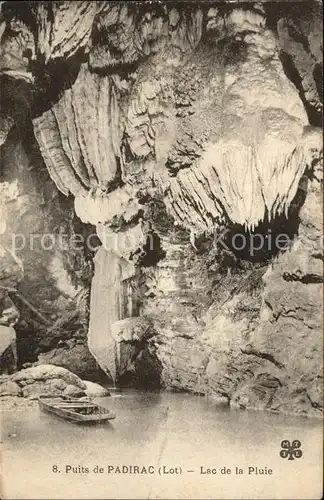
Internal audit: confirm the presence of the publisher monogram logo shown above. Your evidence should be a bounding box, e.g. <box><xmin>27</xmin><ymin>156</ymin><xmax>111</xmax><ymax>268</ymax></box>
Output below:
<box><xmin>280</xmin><ymin>440</ymin><xmax>302</xmax><ymax>460</ymax></box>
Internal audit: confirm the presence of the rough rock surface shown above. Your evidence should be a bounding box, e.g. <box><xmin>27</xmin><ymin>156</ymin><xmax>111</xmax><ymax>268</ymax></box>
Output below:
<box><xmin>35</xmin><ymin>1</ymin><xmax>101</xmax><ymax>62</ymax></box>
<box><xmin>63</xmin><ymin>384</ymin><xmax>86</xmax><ymax>398</ymax></box>
<box><xmin>5</xmin><ymin>364</ymin><xmax>84</xmax><ymax>398</ymax></box>
<box><xmin>140</xmin><ymin>164</ymin><xmax>323</xmax><ymax>417</ymax></box>
<box><xmin>277</xmin><ymin>2</ymin><xmax>323</xmax><ymax>125</ymax></box>
<box><xmin>0</xmin><ymin>129</ymin><xmax>101</xmax><ymax>379</ymax></box>
<box><xmin>0</xmin><ymin>325</ymin><xmax>17</xmax><ymax>374</ymax></box>
<box><xmin>11</xmin><ymin>364</ymin><xmax>85</xmax><ymax>385</ymax></box>
<box><xmin>31</xmin><ymin>8</ymin><xmax>321</xmax><ymax>233</ymax></box>
<box><xmin>0</xmin><ymin>364</ymin><xmax>109</xmax><ymax>399</ymax></box>
<box><xmin>82</xmin><ymin>380</ymin><xmax>110</xmax><ymax>397</ymax></box>
<box><xmin>0</xmin><ymin>380</ymin><xmax>22</xmax><ymax>396</ymax></box>
<box><xmin>35</xmin><ymin>339</ymin><xmax>101</xmax><ymax>381</ymax></box>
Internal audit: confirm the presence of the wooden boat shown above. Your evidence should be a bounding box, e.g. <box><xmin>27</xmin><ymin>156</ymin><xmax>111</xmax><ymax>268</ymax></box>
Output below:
<box><xmin>38</xmin><ymin>395</ymin><xmax>116</xmax><ymax>423</ymax></box>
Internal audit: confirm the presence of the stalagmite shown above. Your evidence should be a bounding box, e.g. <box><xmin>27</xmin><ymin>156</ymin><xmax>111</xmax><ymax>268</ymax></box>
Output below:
<box><xmin>87</xmin><ymin>248</ymin><xmax>120</xmax><ymax>382</ymax></box>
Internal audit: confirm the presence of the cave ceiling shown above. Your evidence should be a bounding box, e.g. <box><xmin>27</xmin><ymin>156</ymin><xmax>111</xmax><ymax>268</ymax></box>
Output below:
<box><xmin>0</xmin><ymin>1</ymin><xmax>322</xmax><ymax>258</ymax></box>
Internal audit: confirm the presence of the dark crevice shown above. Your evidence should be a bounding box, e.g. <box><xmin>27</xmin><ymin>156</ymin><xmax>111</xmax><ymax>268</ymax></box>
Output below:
<box><xmin>90</xmin><ymin>60</ymin><xmax>141</xmax><ymax>78</ymax></box>
<box><xmin>282</xmin><ymin>273</ymin><xmax>323</xmax><ymax>284</ymax></box>
<box><xmin>118</xmin><ymin>339</ymin><xmax>162</xmax><ymax>389</ymax></box>
<box><xmin>313</xmin><ymin>63</ymin><xmax>323</xmax><ymax>103</ymax></box>
<box><xmin>137</xmin><ymin>232</ymin><xmax>166</xmax><ymax>267</ymax></box>
<box><xmin>30</xmin><ymin>48</ymin><xmax>89</xmax><ymax>117</ymax></box>
<box><xmin>279</xmin><ymin>51</ymin><xmax>322</xmax><ymax>127</ymax></box>
<box><xmin>265</xmin><ymin>0</ymin><xmax>323</xmax><ymax>127</ymax></box>
<box><xmin>312</xmin><ymin>253</ymin><xmax>324</xmax><ymax>261</ymax></box>
<box><xmin>285</xmin><ymin>20</ymin><xmax>310</xmax><ymax>53</ymax></box>
<box><xmin>122</xmin><ymin>134</ymin><xmax>135</xmax><ymax>164</ymax></box>
<box><xmin>106</xmin><ymin>156</ymin><xmax>125</xmax><ymax>193</ymax></box>
<box><xmin>241</xmin><ymin>348</ymin><xmax>285</xmax><ymax>370</ymax></box>
<box><xmin>1</xmin><ymin>1</ymin><xmax>39</xmax><ymax>35</ymax></box>
<box><xmin>265</xmin><ymin>0</ymin><xmax>321</xmax><ymax>32</ymax></box>
<box><xmin>0</xmin><ymin>76</ymin><xmax>34</xmax><ymax>150</ymax></box>
<box><xmin>306</xmin><ymin>391</ymin><xmax>323</xmax><ymax>411</ymax></box>
<box><xmin>214</xmin><ymin>170</ymin><xmax>310</xmax><ymax>264</ymax></box>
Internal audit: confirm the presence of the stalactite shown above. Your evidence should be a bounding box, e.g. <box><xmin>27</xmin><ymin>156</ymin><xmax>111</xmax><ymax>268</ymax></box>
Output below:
<box><xmin>33</xmin><ymin>111</ymin><xmax>88</xmax><ymax>197</ymax></box>
<box><xmin>33</xmin><ymin>64</ymin><xmax>120</xmax><ymax>196</ymax></box>
<box><xmin>165</xmin><ymin>128</ymin><xmax>323</xmax><ymax>232</ymax></box>
<box><xmin>36</xmin><ymin>1</ymin><xmax>101</xmax><ymax>62</ymax></box>
<box><xmin>74</xmin><ymin>185</ymin><xmax>140</xmax><ymax>226</ymax></box>
<box><xmin>0</xmin><ymin>0</ymin><xmax>322</xmax><ymax>416</ymax></box>
<box><xmin>30</xmin><ymin>3</ymin><xmax>323</xmax><ymax>240</ymax></box>
<box><xmin>90</xmin><ymin>4</ymin><xmax>204</xmax><ymax>70</ymax></box>
<box><xmin>160</xmin><ymin>18</ymin><xmax>322</xmax><ymax>234</ymax></box>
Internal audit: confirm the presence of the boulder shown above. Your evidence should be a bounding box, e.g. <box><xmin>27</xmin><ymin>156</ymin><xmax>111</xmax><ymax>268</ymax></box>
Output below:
<box><xmin>0</xmin><ymin>325</ymin><xmax>17</xmax><ymax>374</ymax></box>
<box><xmin>63</xmin><ymin>384</ymin><xmax>86</xmax><ymax>397</ymax></box>
<box><xmin>82</xmin><ymin>380</ymin><xmax>110</xmax><ymax>397</ymax></box>
<box><xmin>22</xmin><ymin>378</ymin><xmax>68</xmax><ymax>398</ymax></box>
<box><xmin>35</xmin><ymin>344</ymin><xmax>100</xmax><ymax>381</ymax></box>
<box><xmin>11</xmin><ymin>364</ymin><xmax>86</xmax><ymax>389</ymax></box>
<box><xmin>111</xmin><ymin>317</ymin><xmax>154</xmax><ymax>343</ymax></box>
<box><xmin>0</xmin><ymin>380</ymin><xmax>22</xmax><ymax>397</ymax></box>
<box><xmin>0</xmin><ymin>325</ymin><xmax>16</xmax><ymax>357</ymax></box>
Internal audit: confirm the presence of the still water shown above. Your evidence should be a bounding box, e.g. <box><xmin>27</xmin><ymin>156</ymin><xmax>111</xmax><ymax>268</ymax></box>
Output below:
<box><xmin>1</xmin><ymin>389</ymin><xmax>323</xmax><ymax>499</ymax></box>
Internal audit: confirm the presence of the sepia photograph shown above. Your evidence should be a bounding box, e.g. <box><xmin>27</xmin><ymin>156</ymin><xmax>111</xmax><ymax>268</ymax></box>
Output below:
<box><xmin>0</xmin><ymin>0</ymin><xmax>323</xmax><ymax>498</ymax></box>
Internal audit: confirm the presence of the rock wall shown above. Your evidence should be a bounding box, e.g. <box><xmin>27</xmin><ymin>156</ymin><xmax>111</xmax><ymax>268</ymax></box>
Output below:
<box><xmin>0</xmin><ymin>127</ymin><xmax>101</xmax><ymax>380</ymax></box>
<box><xmin>134</xmin><ymin>163</ymin><xmax>322</xmax><ymax>417</ymax></box>
<box><xmin>0</xmin><ymin>1</ymin><xmax>322</xmax><ymax>415</ymax></box>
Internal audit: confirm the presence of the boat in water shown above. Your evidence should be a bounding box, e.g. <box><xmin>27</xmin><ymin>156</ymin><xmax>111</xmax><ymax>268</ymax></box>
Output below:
<box><xmin>38</xmin><ymin>395</ymin><xmax>116</xmax><ymax>424</ymax></box>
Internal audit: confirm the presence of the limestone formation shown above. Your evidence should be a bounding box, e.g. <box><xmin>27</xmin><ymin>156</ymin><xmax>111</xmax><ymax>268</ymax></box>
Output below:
<box><xmin>36</xmin><ymin>1</ymin><xmax>101</xmax><ymax>62</ymax></box>
<box><xmin>11</xmin><ymin>363</ymin><xmax>85</xmax><ymax>386</ymax></box>
<box><xmin>0</xmin><ymin>1</ymin><xmax>322</xmax><ymax>416</ymax></box>
<box><xmin>29</xmin><ymin>3</ymin><xmax>322</xmax><ymax>241</ymax></box>
<box><xmin>277</xmin><ymin>4</ymin><xmax>323</xmax><ymax>122</ymax></box>
<box><xmin>0</xmin><ymin>16</ymin><xmax>35</xmax><ymax>82</ymax></box>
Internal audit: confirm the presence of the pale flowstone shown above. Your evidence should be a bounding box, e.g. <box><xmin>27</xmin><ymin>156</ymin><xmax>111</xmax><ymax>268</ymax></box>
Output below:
<box><xmin>87</xmin><ymin>248</ymin><xmax>124</xmax><ymax>382</ymax></box>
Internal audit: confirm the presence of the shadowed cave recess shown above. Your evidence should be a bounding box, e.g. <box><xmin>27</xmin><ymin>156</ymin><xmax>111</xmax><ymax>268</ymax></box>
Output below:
<box><xmin>0</xmin><ymin>0</ymin><xmax>323</xmax><ymax>416</ymax></box>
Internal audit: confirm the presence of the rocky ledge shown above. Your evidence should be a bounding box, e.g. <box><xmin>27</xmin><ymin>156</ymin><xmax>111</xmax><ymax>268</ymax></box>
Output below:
<box><xmin>0</xmin><ymin>364</ymin><xmax>110</xmax><ymax>409</ymax></box>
